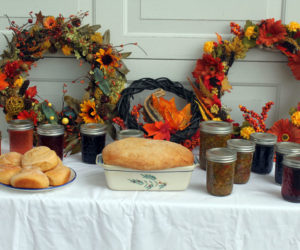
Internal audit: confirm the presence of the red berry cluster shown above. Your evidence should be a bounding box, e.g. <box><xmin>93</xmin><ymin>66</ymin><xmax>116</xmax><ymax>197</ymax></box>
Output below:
<box><xmin>131</xmin><ymin>104</ymin><xmax>143</xmax><ymax>122</ymax></box>
<box><xmin>239</xmin><ymin>101</ymin><xmax>274</xmax><ymax>132</ymax></box>
<box><xmin>230</xmin><ymin>22</ymin><xmax>243</xmax><ymax>37</ymax></box>
<box><xmin>112</xmin><ymin>117</ymin><xmax>126</xmax><ymax>130</ymax></box>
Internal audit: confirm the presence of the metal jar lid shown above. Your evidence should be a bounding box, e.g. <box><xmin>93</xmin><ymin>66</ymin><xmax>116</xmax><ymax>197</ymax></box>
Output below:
<box><xmin>227</xmin><ymin>139</ymin><xmax>256</xmax><ymax>153</ymax></box>
<box><xmin>283</xmin><ymin>153</ymin><xmax>300</xmax><ymax>169</ymax></box>
<box><xmin>200</xmin><ymin>121</ymin><xmax>233</xmax><ymax>134</ymax></box>
<box><xmin>7</xmin><ymin>119</ymin><xmax>34</xmax><ymax>131</ymax></box>
<box><xmin>250</xmin><ymin>132</ymin><xmax>277</xmax><ymax>146</ymax></box>
<box><xmin>117</xmin><ymin>129</ymin><xmax>144</xmax><ymax>140</ymax></box>
<box><xmin>206</xmin><ymin>148</ymin><xmax>237</xmax><ymax>163</ymax></box>
<box><xmin>275</xmin><ymin>142</ymin><xmax>300</xmax><ymax>155</ymax></box>
<box><xmin>37</xmin><ymin>124</ymin><xmax>64</xmax><ymax>136</ymax></box>
<box><xmin>80</xmin><ymin>123</ymin><xmax>107</xmax><ymax>135</ymax></box>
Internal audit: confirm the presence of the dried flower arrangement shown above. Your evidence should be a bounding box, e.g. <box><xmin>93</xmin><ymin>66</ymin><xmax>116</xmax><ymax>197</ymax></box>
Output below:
<box><xmin>0</xmin><ymin>11</ymin><xmax>135</xmax><ymax>154</ymax></box>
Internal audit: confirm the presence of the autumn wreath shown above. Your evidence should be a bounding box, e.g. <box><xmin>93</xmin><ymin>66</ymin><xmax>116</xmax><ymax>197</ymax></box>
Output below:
<box><xmin>0</xmin><ymin>11</ymin><xmax>133</xmax><ymax>154</ymax></box>
<box><xmin>191</xmin><ymin>18</ymin><xmax>300</xmax><ymax>127</ymax></box>
<box><xmin>115</xmin><ymin>77</ymin><xmax>202</xmax><ymax>147</ymax></box>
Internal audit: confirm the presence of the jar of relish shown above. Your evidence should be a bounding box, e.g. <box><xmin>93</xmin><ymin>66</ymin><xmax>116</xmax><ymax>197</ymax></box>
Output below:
<box><xmin>250</xmin><ymin>132</ymin><xmax>277</xmax><ymax>174</ymax></box>
<box><xmin>80</xmin><ymin>123</ymin><xmax>107</xmax><ymax>164</ymax></box>
<box><xmin>199</xmin><ymin>121</ymin><xmax>233</xmax><ymax>170</ymax></box>
<box><xmin>275</xmin><ymin>142</ymin><xmax>300</xmax><ymax>184</ymax></box>
<box><xmin>227</xmin><ymin>139</ymin><xmax>255</xmax><ymax>184</ymax></box>
<box><xmin>206</xmin><ymin>147</ymin><xmax>237</xmax><ymax>196</ymax></box>
<box><xmin>282</xmin><ymin>154</ymin><xmax>300</xmax><ymax>202</ymax></box>
<box><xmin>7</xmin><ymin>119</ymin><xmax>34</xmax><ymax>154</ymax></box>
<box><xmin>117</xmin><ymin>129</ymin><xmax>144</xmax><ymax>140</ymax></box>
<box><xmin>37</xmin><ymin>124</ymin><xmax>65</xmax><ymax>159</ymax></box>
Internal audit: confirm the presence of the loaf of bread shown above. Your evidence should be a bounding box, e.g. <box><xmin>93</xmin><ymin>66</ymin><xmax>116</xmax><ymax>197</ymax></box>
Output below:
<box><xmin>0</xmin><ymin>152</ymin><xmax>23</xmax><ymax>166</ymax></box>
<box><xmin>45</xmin><ymin>165</ymin><xmax>71</xmax><ymax>186</ymax></box>
<box><xmin>22</xmin><ymin>146</ymin><xmax>58</xmax><ymax>172</ymax></box>
<box><xmin>0</xmin><ymin>164</ymin><xmax>22</xmax><ymax>185</ymax></box>
<box><xmin>10</xmin><ymin>168</ymin><xmax>50</xmax><ymax>189</ymax></box>
<box><xmin>102</xmin><ymin>138</ymin><xmax>194</xmax><ymax>170</ymax></box>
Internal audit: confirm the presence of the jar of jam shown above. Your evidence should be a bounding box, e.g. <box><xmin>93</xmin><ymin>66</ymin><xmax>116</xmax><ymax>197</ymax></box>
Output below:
<box><xmin>275</xmin><ymin>142</ymin><xmax>300</xmax><ymax>184</ymax></box>
<box><xmin>227</xmin><ymin>139</ymin><xmax>255</xmax><ymax>184</ymax></box>
<box><xmin>117</xmin><ymin>129</ymin><xmax>144</xmax><ymax>140</ymax></box>
<box><xmin>37</xmin><ymin>124</ymin><xmax>65</xmax><ymax>159</ymax></box>
<box><xmin>7</xmin><ymin>119</ymin><xmax>34</xmax><ymax>154</ymax></box>
<box><xmin>250</xmin><ymin>133</ymin><xmax>277</xmax><ymax>174</ymax></box>
<box><xmin>206</xmin><ymin>147</ymin><xmax>237</xmax><ymax>196</ymax></box>
<box><xmin>281</xmin><ymin>153</ymin><xmax>300</xmax><ymax>202</ymax></box>
<box><xmin>80</xmin><ymin>123</ymin><xmax>107</xmax><ymax>164</ymax></box>
<box><xmin>200</xmin><ymin>121</ymin><xmax>232</xmax><ymax>170</ymax></box>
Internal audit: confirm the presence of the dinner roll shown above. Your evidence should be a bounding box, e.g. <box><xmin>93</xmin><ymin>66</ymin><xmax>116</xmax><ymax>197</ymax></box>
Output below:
<box><xmin>22</xmin><ymin>146</ymin><xmax>58</xmax><ymax>172</ymax></box>
<box><xmin>10</xmin><ymin>168</ymin><xmax>50</xmax><ymax>189</ymax></box>
<box><xmin>45</xmin><ymin>165</ymin><xmax>71</xmax><ymax>186</ymax></box>
<box><xmin>0</xmin><ymin>152</ymin><xmax>23</xmax><ymax>166</ymax></box>
<box><xmin>0</xmin><ymin>164</ymin><xmax>22</xmax><ymax>185</ymax></box>
<box><xmin>102</xmin><ymin>138</ymin><xmax>194</xmax><ymax>170</ymax></box>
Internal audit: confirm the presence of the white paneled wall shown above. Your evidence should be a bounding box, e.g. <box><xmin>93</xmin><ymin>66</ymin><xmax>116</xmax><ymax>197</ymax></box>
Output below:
<box><xmin>0</xmin><ymin>0</ymin><xmax>300</xmax><ymax>136</ymax></box>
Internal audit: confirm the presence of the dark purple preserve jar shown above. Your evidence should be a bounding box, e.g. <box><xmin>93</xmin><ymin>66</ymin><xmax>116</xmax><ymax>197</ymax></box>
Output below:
<box><xmin>275</xmin><ymin>142</ymin><xmax>300</xmax><ymax>184</ymax></box>
<box><xmin>37</xmin><ymin>124</ymin><xmax>64</xmax><ymax>159</ymax></box>
<box><xmin>80</xmin><ymin>123</ymin><xmax>107</xmax><ymax>164</ymax></box>
<box><xmin>250</xmin><ymin>132</ymin><xmax>277</xmax><ymax>174</ymax></box>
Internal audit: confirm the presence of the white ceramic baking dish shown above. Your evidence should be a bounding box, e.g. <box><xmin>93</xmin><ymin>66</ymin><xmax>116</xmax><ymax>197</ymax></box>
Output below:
<box><xmin>96</xmin><ymin>154</ymin><xmax>197</xmax><ymax>191</ymax></box>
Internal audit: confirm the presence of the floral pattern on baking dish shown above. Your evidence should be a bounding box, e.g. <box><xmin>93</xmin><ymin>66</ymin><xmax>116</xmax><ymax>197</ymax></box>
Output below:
<box><xmin>128</xmin><ymin>174</ymin><xmax>167</xmax><ymax>190</ymax></box>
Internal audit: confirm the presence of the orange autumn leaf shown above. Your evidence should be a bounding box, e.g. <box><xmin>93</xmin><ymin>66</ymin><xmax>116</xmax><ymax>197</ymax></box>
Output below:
<box><xmin>0</xmin><ymin>73</ymin><xmax>9</xmax><ymax>91</ymax></box>
<box><xmin>143</xmin><ymin>121</ymin><xmax>171</xmax><ymax>140</ymax></box>
<box><xmin>216</xmin><ymin>32</ymin><xmax>223</xmax><ymax>44</ymax></box>
<box><xmin>151</xmin><ymin>95</ymin><xmax>192</xmax><ymax>131</ymax></box>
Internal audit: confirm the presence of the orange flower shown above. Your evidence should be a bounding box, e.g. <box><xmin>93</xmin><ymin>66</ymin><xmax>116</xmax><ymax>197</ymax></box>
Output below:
<box><xmin>268</xmin><ymin>119</ymin><xmax>300</xmax><ymax>143</ymax></box>
<box><xmin>95</xmin><ymin>48</ymin><xmax>120</xmax><ymax>70</ymax></box>
<box><xmin>62</xmin><ymin>45</ymin><xmax>73</xmax><ymax>56</ymax></box>
<box><xmin>17</xmin><ymin>110</ymin><xmax>38</xmax><ymax>126</ymax></box>
<box><xmin>43</xmin><ymin>16</ymin><xmax>56</xmax><ymax>29</ymax></box>
<box><xmin>79</xmin><ymin>100</ymin><xmax>101</xmax><ymax>123</ymax></box>
<box><xmin>143</xmin><ymin>121</ymin><xmax>172</xmax><ymax>140</ymax></box>
<box><xmin>256</xmin><ymin>19</ymin><xmax>287</xmax><ymax>47</ymax></box>
<box><xmin>0</xmin><ymin>73</ymin><xmax>9</xmax><ymax>91</ymax></box>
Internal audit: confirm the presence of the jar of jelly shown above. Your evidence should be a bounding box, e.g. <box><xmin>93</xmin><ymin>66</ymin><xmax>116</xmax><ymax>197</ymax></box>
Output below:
<box><xmin>250</xmin><ymin>132</ymin><xmax>277</xmax><ymax>174</ymax></box>
<box><xmin>200</xmin><ymin>121</ymin><xmax>232</xmax><ymax>170</ymax></box>
<box><xmin>7</xmin><ymin>119</ymin><xmax>34</xmax><ymax>154</ymax></box>
<box><xmin>281</xmin><ymin>153</ymin><xmax>300</xmax><ymax>202</ymax></box>
<box><xmin>37</xmin><ymin>124</ymin><xmax>65</xmax><ymax>159</ymax></box>
<box><xmin>206</xmin><ymin>147</ymin><xmax>237</xmax><ymax>196</ymax></box>
<box><xmin>117</xmin><ymin>129</ymin><xmax>144</xmax><ymax>140</ymax></box>
<box><xmin>275</xmin><ymin>142</ymin><xmax>300</xmax><ymax>184</ymax></box>
<box><xmin>80</xmin><ymin>123</ymin><xmax>107</xmax><ymax>164</ymax></box>
<box><xmin>227</xmin><ymin>139</ymin><xmax>255</xmax><ymax>184</ymax></box>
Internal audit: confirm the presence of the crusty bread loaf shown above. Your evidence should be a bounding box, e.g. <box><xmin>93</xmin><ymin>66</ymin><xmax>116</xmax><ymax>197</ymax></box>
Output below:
<box><xmin>10</xmin><ymin>168</ymin><xmax>50</xmax><ymax>189</ymax></box>
<box><xmin>0</xmin><ymin>164</ymin><xmax>22</xmax><ymax>184</ymax></box>
<box><xmin>45</xmin><ymin>165</ymin><xmax>71</xmax><ymax>186</ymax></box>
<box><xmin>102</xmin><ymin>138</ymin><xmax>194</xmax><ymax>170</ymax></box>
<box><xmin>0</xmin><ymin>152</ymin><xmax>23</xmax><ymax>166</ymax></box>
<box><xmin>22</xmin><ymin>146</ymin><xmax>58</xmax><ymax>172</ymax></box>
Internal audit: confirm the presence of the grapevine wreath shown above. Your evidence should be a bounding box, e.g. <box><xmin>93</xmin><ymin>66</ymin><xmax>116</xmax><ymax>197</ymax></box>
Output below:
<box><xmin>0</xmin><ymin>11</ymin><xmax>134</xmax><ymax>154</ymax></box>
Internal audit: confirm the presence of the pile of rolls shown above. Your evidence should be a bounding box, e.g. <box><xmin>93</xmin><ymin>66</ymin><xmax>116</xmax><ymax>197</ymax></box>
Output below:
<box><xmin>0</xmin><ymin>146</ymin><xmax>71</xmax><ymax>189</ymax></box>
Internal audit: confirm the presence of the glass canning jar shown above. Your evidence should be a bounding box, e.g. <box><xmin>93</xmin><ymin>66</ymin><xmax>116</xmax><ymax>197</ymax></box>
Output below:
<box><xmin>80</xmin><ymin>123</ymin><xmax>107</xmax><ymax>164</ymax></box>
<box><xmin>37</xmin><ymin>124</ymin><xmax>65</xmax><ymax>159</ymax></box>
<box><xmin>199</xmin><ymin>121</ymin><xmax>232</xmax><ymax>170</ymax></box>
<box><xmin>7</xmin><ymin>119</ymin><xmax>34</xmax><ymax>154</ymax></box>
<box><xmin>117</xmin><ymin>129</ymin><xmax>144</xmax><ymax>140</ymax></box>
<box><xmin>206</xmin><ymin>147</ymin><xmax>237</xmax><ymax>196</ymax></box>
<box><xmin>281</xmin><ymin>153</ymin><xmax>300</xmax><ymax>202</ymax></box>
<box><xmin>227</xmin><ymin>139</ymin><xmax>255</xmax><ymax>184</ymax></box>
<box><xmin>275</xmin><ymin>142</ymin><xmax>300</xmax><ymax>184</ymax></box>
<box><xmin>250</xmin><ymin>132</ymin><xmax>277</xmax><ymax>174</ymax></box>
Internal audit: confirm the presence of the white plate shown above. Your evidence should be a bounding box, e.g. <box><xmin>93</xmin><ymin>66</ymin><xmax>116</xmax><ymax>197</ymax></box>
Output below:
<box><xmin>0</xmin><ymin>168</ymin><xmax>77</xmax><ymax>192</ymax></box>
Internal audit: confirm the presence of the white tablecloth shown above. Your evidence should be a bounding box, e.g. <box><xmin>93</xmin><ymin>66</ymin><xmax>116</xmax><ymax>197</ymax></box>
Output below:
<box><xmin>0</xmin><ymin>141</ymin><xmax>299</xmax><ymax>250</ymax></box>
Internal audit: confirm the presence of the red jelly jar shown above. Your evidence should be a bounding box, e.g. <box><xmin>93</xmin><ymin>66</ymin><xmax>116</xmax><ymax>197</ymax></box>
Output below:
<box><xmin>7</xmin><ymin>119</ymin><xmax>34</xmax><ymax>154</ymax></box>
<box><xmin>282</xmin><ymin>153</ymin><xmax>300</xmax><ymax>203</ymax></box>
<box><xmin>37</xmin><ymin>124</ymin><xmax>65</xmax><ymax>159</ymax></box>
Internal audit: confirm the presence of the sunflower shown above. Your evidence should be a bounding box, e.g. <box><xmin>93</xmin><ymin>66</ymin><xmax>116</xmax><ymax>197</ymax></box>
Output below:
<box><xmin>43</xmin><ymin>16</ymin><xmax>56</xmax><ymax>29</ymax></box>
<box><xmin>95</xmin><ymin>47</ymin><xmax>120</xmax><ymax>70</ymax></box>
<box><xmin>268</xmin><ymin>118</ymin><xmax>300</xmax><ymax>143</ymax></box>
<box><xmin>79</xmin><ymin>100</ymin><xmax>102</xmax><ymax>123</ymax></box>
